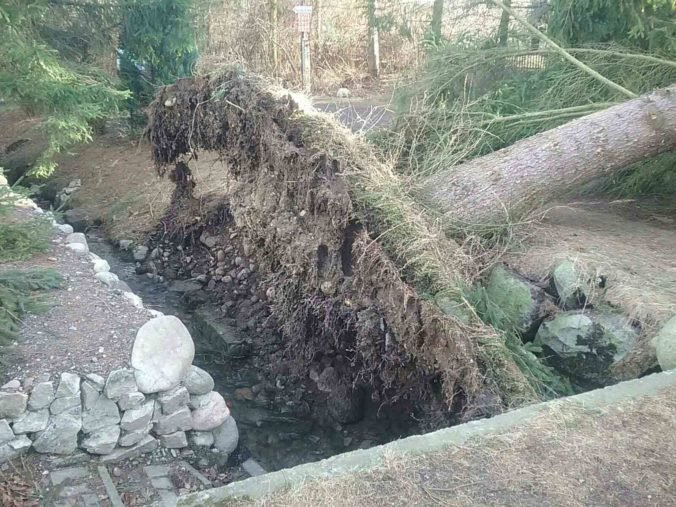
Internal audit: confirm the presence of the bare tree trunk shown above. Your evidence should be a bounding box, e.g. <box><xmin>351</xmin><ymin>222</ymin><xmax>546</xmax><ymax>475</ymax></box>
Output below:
<box><xmin>430</xmin><ymin>0</ymin><xmax>444</xmax><ymax>43</ymax></box>
<box><xmin>419</xmin><ymin>86</ymin><xmax>676</xmax><ymax>225</ymax></box>
<box><xmin>366</xmin><ymin>0</ymin><xmax>380</xmax><ymax>78</ymax></box>
<box><xmin>315</xmin><ymin>0</ymin><xmax>323</xmax><ymax>47</ymax></box>
<box><xmin>269</xmin><ymin>0</ymin><xmax>278</xmax><ymax>76</ymax></box>
<box><xmin>497</xmin><ymin>0</ymin><xmax>511</xmax><ymax>46</ymax></box>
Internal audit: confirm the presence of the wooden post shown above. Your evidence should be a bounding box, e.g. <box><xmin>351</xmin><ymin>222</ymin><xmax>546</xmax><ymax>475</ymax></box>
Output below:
<box><xmin>294</xmin><ymin>3</ymin><xmax>313</xmax><ymax>92</ymax></box>
<box><xmin>367</xmin><ymin>0</ymin><xmax>380</xmax><ymax>78</ymax></box>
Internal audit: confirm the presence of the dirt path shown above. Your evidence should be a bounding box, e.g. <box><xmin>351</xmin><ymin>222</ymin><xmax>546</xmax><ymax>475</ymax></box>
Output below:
<box><xmin>221</xmin><ymin>386</ymin><xmax>676</xmax><ymax>507</ymax></box>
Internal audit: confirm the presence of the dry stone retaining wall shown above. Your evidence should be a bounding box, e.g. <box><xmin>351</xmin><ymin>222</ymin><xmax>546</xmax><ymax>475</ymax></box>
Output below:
<box><xmin>0</xmin><ymin>219</ymin><xmax>239</xmax><ymax>464</ymax></box>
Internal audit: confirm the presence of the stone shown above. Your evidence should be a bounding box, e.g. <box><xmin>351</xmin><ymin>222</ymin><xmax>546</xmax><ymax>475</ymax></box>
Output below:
<box><xmin>28</xmin><ymin>381</ymin><xmax>55</xmax><ymax>411</ymax></box>
<box><xmin>131</xmin><ymin>316</ymin><xmax>195</xmax><ymax>394</ymax></box>
<box><xmin>82</xmin><ymin>425</ymin><xmax>120</xmax><ymax>455</ymax></box>
<box><xmin>192</xmin><ymin>309</ymin><xmax>252</xmax><ymax>358</ymax></box>
<box><xmin>535</xmin><ymin>311</ymin><xmax>639</xmax><ymax>386</ymax></box>
<box><xmin>328</xmin><ymin>384</ymin><xmax>365</xmax><ymax>425</ymax></box>
<box><xmin>57</xmin><ymin>224</ymin><xmax>74</xmax><ymax>235</ymax></box>
<box><xmin>0</xmin><ymin>420</ymin><xmax>14</xmax><ymax>445</ymax></box>
<box><xmin>104</xmin><ymin>369</ymin><xmax>138</xmax><ymax>400</ymax></box>
<box><xmin>101</xmin><ymin>435</ymin><xmax>158</xmax><ymax>464</ymax></box>
<box><xmin>182</xmin><ymin>366</ymin><xmax>214</xmax><ymax>395</ymax></box>
<box><xmin>118</xmin><ymin>239</ymin><xmax>133</xmax><ymax>251</ymax></box>
<box><xmin>123</xmin><ymin>292</ymin><xmax>144</xmax><ymax>309</ymax></box>
<box><xmin>118</xmin><ymin>424</ymin><xmax>152</xmax><ymax>447</ymax></box>
<box><xmin>241</xmin><ymin>458</ymin><xmax>266</xmax><ymax>477</ymax></box>
<box><xmin>485</xmin><ymin>265</ymin><xmax>551</xmax><ymax>336</ymax></box>
<box><xmin>9</xmin><ymin>435</ymin><xmax>31</xmax><ymax>454</ymax></box>
<box><xmin>55</xmin><ymin>372</ymin><xmax>80</xmax><ymax>398</ymax></box>
<box><xmin>81</xmin><ymin>381</ymin><xmax>100</xmax><ymax>410</ymax></box>
<box><xmin>64</xmin><ymin>208</ymin><xmax>91</xmax><ymax>232</ymax></box>
<box><xmin>50</xmin><ymin>466</ymin><xmax>88</xmax><ymax>485</ymax></box>
<box><xmin>82</xmin><ymin>397</ymin><xmax>120</xmax><ymax>433</ymax></box>
<box><xmin>0</xmin><ymin>392</ymin><xmax>28</xmax><ymax>419</ymax></box>
<box><xmin>84</xmin><ymin>373</ymin><xmax>105</xmax><ymax>391</ymax></box>
<box><xmin>212</xmin><ymin>417</ymin><xmax>238</xmax><ymax>454</ymax></box>
<box><xmin>200</xmin><ymin>233</ymin><xmax>218</xmax><ymax>249</ymax></box>
<box><xmin>158</xmin><ymin>386</ymin><xmax>190</xmax><ymax>415</ymax></box>
<box><xmin>133</xmin><ymin>245</ymin><xmax>149</xmax><ymax>261</ymax></box>
<box><xmin>159</xmin><ymin>431</ymin><xmax>188</xmax><ymax>449</ymax></box>
<box><xmin>66</xmin><ymin>232</ymin><xmax>88</xmax><ymax>247</ymax></box>
<box><xmin>120</xmin><ymin>401</ymin><xmax>154</xmax><ymax>433</ymax></box>
<box><xmin>96</xmin><ymin>272</ymin><xmax>120</xmax><ymax>288</ymax></box>
<box><xmin>1</xmin><ymin>379</ymin><xmax>20</xmax><ymax>390</ymax></box>
<box><xmin>118</xmin><ymin>392</ymin><xmax>145</xmax><ymax>411</ymax></box>
<box><xmin>154</xmin><ymin>406</ymin><xmax>192</xmax><ymax>435</ymax></box>
<box><xmin>189</xmin><ymin>431</ymin><xmax>214</xmax><ymax>447</ymax></box>
<box><xmin>12</xmin><ymin>409</ymin><xmax>49</xmax><ymax>434</ymax></box>
<box><xmin>168</xmin><ymin>280</ymin><xmax>203</xmax><ymax>293</ymax></box>
<box><xmin>67</xmin><ymin>243</ymin><xmax>88</xmax><ymax>254</ymax></box>
<box><xmin>552</xmin><ymin>260</ymin><xmax>586</xmax><ymax>309</ymax></box>
<box><xmin>652</xmin><ymin>316</ymin><xmax>676</xmax><ymax>371</ymax></box>
<box><xmin>50</xmin><ymin>395</ymin><xmax>80</xmax><ymax>415</ymax></box>
<box><xmin>93</xmin><ymin>258</ymin><xmax>111</xmax><ymax>273</ymax></box>
<box><xmin>33</xmin><ymin>413</ymin><xmax>82</xmax><ymax>454</ymax></box>
<box><xmin>190</xmin><ymin>391</ymin><xmax>230</xmax><ymax>431</ymax></box>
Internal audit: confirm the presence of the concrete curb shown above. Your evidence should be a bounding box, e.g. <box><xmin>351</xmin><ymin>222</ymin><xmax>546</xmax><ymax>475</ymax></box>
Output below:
<box><xmin>177</xmin><ymin>370</ymin><xmax>675</xmax><ymax>505</ymax></box>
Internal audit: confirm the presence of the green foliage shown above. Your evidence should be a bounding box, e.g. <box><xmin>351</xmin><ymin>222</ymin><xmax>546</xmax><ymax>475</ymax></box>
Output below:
<box><xmin>118</xmin><ymin>0</ymin><xmax>202</xmax><ymax>123</ymax></box>
<box><xmin>0</xmin><ymin>183</ymin><xmax>52</xmax><ymax>262</ymax></box>
<box><xmin>548</xmin><ymin>0</ymin><xmax>676</xmax><ymax>52</ymax></box>
<box><xmin>0</xmin><ymin>269</ymin><xmax>62</xmax><ymax>344</ymax></box>
<box><xmin>0</xmin><ymin>0</ymin><xmax>129</xmax><ymax>177</ymax></box>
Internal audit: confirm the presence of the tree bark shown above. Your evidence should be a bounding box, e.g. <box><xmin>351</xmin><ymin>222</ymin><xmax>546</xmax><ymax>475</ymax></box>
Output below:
<box><xmin>497</xmin><ymin>0</ymin><xmax>511</xmax><ymax>46</ymax></box>
<box><xmin>366</xmin><ymin>0</ymin><xmax>380</xmax><ymax>78</ymax></box>
<box><xmin>419</xmin><ymin>86</ymin><xmax>676</xmax><ymax>226</ymax></box>
<box><xmin>430</xmin><ymin>0</ymin><xmax>444</xmax><ymax>44</ymax></box>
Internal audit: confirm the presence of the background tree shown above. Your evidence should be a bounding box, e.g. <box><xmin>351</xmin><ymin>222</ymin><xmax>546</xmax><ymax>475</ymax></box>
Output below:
<box><xmin>366</xmin><ymin>0</ymin><xmax>381</xmax><ymax>78</ymax></box>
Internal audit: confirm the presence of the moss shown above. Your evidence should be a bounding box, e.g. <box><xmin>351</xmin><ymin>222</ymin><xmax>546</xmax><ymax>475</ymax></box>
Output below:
<box><xmin>485</xmin><ymin>266</ymin><xmax>536</xmax><ymax>334</ymax></box>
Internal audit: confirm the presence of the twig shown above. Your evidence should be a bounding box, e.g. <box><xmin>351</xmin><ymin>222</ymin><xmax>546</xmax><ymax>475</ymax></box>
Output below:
<box><xmin>490</xmin><ymin>0</ymin><xmax>638</xmax><ymax>99</ymax></box>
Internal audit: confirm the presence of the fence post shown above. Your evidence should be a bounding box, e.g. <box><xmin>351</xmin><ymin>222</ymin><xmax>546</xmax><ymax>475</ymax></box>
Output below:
<box><xmin>293</xmin><ymin>4</ymin><xmax>313</xmax><ymax>93</ymax></box>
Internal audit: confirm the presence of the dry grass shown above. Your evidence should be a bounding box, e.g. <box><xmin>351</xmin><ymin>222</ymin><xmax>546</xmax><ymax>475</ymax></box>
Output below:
<box><xmin>229</xmin><ymin>387</ymin><xmax>676</xmax><ymax>507</ymax></box>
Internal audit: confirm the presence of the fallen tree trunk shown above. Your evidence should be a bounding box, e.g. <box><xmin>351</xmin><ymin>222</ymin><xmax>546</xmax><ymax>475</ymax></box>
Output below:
<box><xmin>419</xmin><ymin>86</ymin><xmax>676</xmax><ymax>226</ymax></box>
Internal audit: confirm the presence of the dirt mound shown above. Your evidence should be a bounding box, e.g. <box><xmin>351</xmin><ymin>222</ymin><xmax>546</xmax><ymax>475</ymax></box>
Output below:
<box><xmin>145</xmin><ymin>70</ymin><xmax>523</xmax><ymax>422</ymax></box>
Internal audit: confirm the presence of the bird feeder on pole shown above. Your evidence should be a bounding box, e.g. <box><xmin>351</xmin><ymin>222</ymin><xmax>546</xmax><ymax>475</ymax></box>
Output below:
<box><xmin>293</xmin><ymin>4</ymin><xmax>313</xmax><ymax>93</ymax></box>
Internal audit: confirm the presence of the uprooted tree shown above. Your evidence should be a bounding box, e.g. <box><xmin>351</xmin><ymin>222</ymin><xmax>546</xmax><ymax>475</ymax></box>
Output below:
<box><xmin>146</xmin><ymin>69</ymin><xmax>674</xmax><ymax>422</ymax></box>
<box><xmin>419</xmin><ymin>85</ymin><xmax>676</xmax><ymax>226</ymax></box>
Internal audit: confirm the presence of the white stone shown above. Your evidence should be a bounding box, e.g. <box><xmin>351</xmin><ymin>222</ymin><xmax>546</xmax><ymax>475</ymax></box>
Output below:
<box><xmin>159</xmin><ymin>431</ymin><xmax>188</xmax><ymax>449</ymax></box>
<box><xmin>33</xmin><ymin>413</ymin><xmax>82</xmax><ymax>454</ymax></box>
<box><xmin>67</xmin><ymin>243</ymin><xmax>88</xmax><ymax>254</ymax></box>
<box><xmin>653</xmin><ymin>316</ymin><xmax>676</xmax><ymax>371</ymax></box>
<box><xmin>28</xmin><ymin>381</ymin><xmax>54</xmax><ymax>410</ymax></box>
<box><xmin>148</xmin><ymin>310</ymin><xmax>164</xmax><ymax>318</ymax></box>
<box><xmin>57</xmin><ymin>224</ymin><xmax>74</xmax><ymax>234</ymax></box>
<box><xmin>190</xmin><ymin>391</ymin><xmax>229</xmax><ymax>431</ymax></box>
<box><xmin>0</xmin><ymin>392</ymin><xmax>28</xmax><ymax>419</ymax></box>
<box><xmin>212</xmin><ymin>417</ymin><xmax>239</xmax><ymax>454</ymax></box>
<box><xmin>132</xmin><ymin>316</ymin><xmax>195</xmax><ymax>394</ymax></box>
<box><xmin>82</xmin><ymin>425</ymin><xmax>120</xmax><ymax>455</ymax></box>
<box><xmin>1</xmin><ymin>379</ymin><xmax>20</xmax><ymax>390</ymax></box>
<box><xmin>81</xmin><ymin>382</ymin><xmax>100</xmax><ymax>410</ymax></box>
<box><xmin>183</xmin><ymin>366</ymin><xmax>214</xmax><ymax>395</ymax></box>
<box><xmin>55</xmin><ymin>372</ymin><xmax>80</xmax><ymax>398</ymax></box>
<box><xmin>154</xmin><ymin>406</ymin><xmax>192</xmax><ymax>435</ymax></box>
<box><xmin>118</xmin><ymin>392</ymin><xmax>145</xmax><ymax>411</ymax></box>
<box><xmin>0</xmin><ymin>420</ymin><xmax>14</xmax><ymax>445</ymax></box>
<box><xmin>93</xmin><ymin>258</ymin><xmax>111</xmax><ymax>273</ymax></box>
<box><xmin>104</xmin><ymin>369</ymin><xmax>138</xmax><ymax>400</ymax></box>
<box><xmin>120</xmin><ymin>401</ymin><xmax>154</xmax><ymax>433</ymax></box>
<box><xmin>189</xmin><ymin>431</ymin><xmax>214</xmax><ymax>448</ymax></box>
<box><xmin>66</xmin><ymin>232</ymin><xmax>88</xmax><ymax>247</ymax></box>
<box><xmin>123</xmin><ymin>292</ymin><xmax>144</xmax><ymax>309</ymax></box>
<box><xmin>336</xmin><ymin>87</ymin><xmax>351</xmax><ymax>98</ymax></box>
<box><xmin>12</xmin><ymin>409</ymin><xmax>49</xmax><ymax>434</ymax></box>
<box><xmin>96</xmin><ymin>272</ymin><xmax>120</xmax><ymax>288</ymax></box>
<box><xmin>119</xmin><ymin>240</ymin><xmax>133</xmax><ymax>251</ymax></box>
<box><xmin>9</xmin><ymin>435</ymin><xmax>31</xmax><ymax>454</ymax></box>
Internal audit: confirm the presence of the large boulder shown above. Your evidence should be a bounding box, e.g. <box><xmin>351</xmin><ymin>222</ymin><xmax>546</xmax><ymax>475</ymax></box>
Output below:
<box><xmin>182</xmin><ymin>366</ymin><xmax>214</xmax><ymax>396</ymax></box>
<box><xmin>485</xmin><ymin>265</ymin><xmax>552</xmax><ymax>336</ymax></box>
<box><xmin>534</xmin><ymin>311</ymin><xmax>638</xmax><ymax>387</ymax></box>
<box><xmin>652</xmin><ymin>316</ymin><xmax>676</xmax><ymax>371</ymax></box>
<box><xmin>212</xmin><ymin>417</ymin><xmax>239</xmax><ymax>454</ymax></box>
<box><xmin>64</xmin><ymin>208</ymin><xmax>92</xmax><ymax>232</ymax></box>
<box><xmin>0</xmin><ymin>392</ymin><xmax>28</xmax><ymax>419</ymax></box>
<box><xmin>190</xmin><ymin>392</ymin><xmax>229</xmax><ymax>431</ymax></box>
<box><xmin>131</xmin><ymin>316</ymin><xmax>195</xmax><ymax>394</ymax></box>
